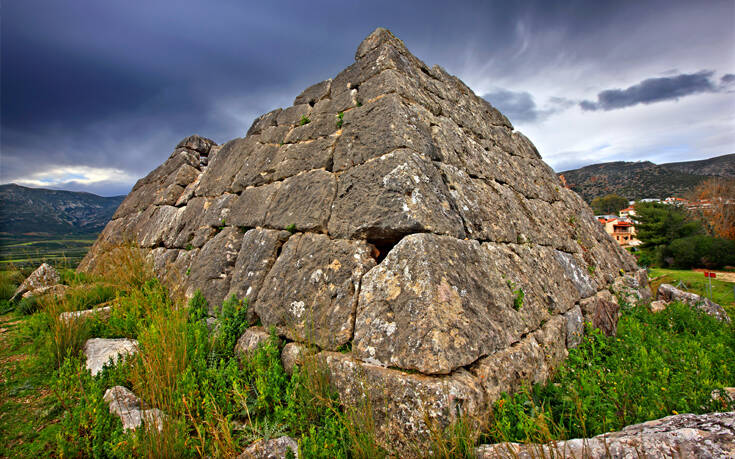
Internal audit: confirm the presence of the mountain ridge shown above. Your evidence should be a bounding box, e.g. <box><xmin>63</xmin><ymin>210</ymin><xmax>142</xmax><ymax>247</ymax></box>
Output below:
<box><xmin>0</xmin><ymin>183</ymin><xmax>125</xmax><ymax>236</ymax></box>
<box><xmin>559</xmin><ymin>153</ymin><xmax>735</xmax><ymax>202</ymax></box>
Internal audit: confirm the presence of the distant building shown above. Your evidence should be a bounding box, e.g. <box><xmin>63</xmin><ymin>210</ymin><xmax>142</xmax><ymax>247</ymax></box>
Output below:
<box><xmin>597</xmin><ymin>215</ymin><xmax>641</xmax><ymax>247</ymax></box>
<box><xmin>619</xmin><ymin>206</ymin><xmax>636</xmax><ymax>218</ymax></box>
<box><xmin>639</xmin><ymin>198</ymin><xmax>661</xmax><ymax>203</ymax></box>
<box><xmin>663</xmin><ymin>197</ymin><xmax>688</xmax><ymax>206</ymax></box>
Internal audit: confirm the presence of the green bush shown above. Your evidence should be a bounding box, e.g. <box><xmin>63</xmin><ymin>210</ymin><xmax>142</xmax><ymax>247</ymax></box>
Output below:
<box><xmin>669</xmin><ymin>235</ymin><xmax>735</xmax><ymax>269</ymax></box>
<box><xmin>17</xmin><ymin>296</ymin><xmax>40</xmax><ymax>315</ymax></box>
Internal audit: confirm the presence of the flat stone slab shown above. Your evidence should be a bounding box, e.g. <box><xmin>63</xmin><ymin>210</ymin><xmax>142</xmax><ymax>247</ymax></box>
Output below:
<box><xmin>59</xmin><ymin>305</ymin><xmax>114</xmax><ymax>324</ymax></box>
<box><xmin>83</xmin><ymin>338</ymin><xmax>138</xmax><ymax>376</ymax></box>
<box><xmin>475</xmin><ymin>411</ymin><xmax>735</xmax><ymax>459</ymax></box>
<box><xmin>103</xmin><ymin>386</ymin><xmax>165</xmax><ymax>431</ymax></box>
<box><xmin>237</xmin><ymin>436</ymin><xmax>299</xmax><ymax>459</ymax></box>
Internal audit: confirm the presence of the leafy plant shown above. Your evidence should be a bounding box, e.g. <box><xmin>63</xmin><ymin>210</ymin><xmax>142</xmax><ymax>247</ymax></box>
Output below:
<box><xmin>336</xmin><ymin>111</ymin><xmax>344</xmax><ymax>128</ymax></box>
<box><xmin>285</xmin><ymin>224</ymin><xmax>297</xmax><ymax>234</ymax></box>
<box><xmin>513</xmin><ymin>288</ymin><xmax>524</xmax><ymax>311</ymax></box>
<box><xmin>299</xmin><ymin>115</ymin><xmax>310</xmax><ymax>126</ymax></box>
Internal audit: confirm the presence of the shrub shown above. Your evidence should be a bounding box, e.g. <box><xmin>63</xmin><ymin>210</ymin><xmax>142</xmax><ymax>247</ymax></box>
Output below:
<box><xmin>669</xmin><ymin>235</ymin><xmax>735</xmax><ymax>269</ymax></box>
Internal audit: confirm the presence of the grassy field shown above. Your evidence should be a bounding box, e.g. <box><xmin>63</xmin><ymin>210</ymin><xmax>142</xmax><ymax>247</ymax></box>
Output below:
<box><xmin>649</xmin><ymin>267</ymin><xmax>735</xmax><ymax>315</ymax></box>
<box><xmin>0</xmin><ymin>250</ymin><xmax>733</xmax><ymax>457</ymax></box>
<box><xmin>0</xmin><ymin>234</ymin><xmax>97</xmax><ymax>269</ymax></box>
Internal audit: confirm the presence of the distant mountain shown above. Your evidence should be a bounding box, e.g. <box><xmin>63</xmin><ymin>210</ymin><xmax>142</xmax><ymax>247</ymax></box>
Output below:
<box><xmin>559</xmin><ymin>154</ymin><xmax>735</xmax><ymax>202</ymax></box>
<box><xmin>0</xmin><ymin>184</ymin><xmax>125</xmax><ymax>236</ymax></box>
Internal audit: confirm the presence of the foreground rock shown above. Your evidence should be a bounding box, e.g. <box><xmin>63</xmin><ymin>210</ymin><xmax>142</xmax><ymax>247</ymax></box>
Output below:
<box><xmin>237</xmin><ymin>436</ymin><xmax>299</xmax><ymax>459</ymax></box>
<box><xmin>59</xmin><ymin>305</ymin><xmax>114</xmax><ymax>324</ymax></box>
<box><xmin>657</xmin><ymin>283</ymin><xmax>731</xmax><ymax>322</ymax></box>
<box><xmin>234</xmin><ymin>326</ymin><xmax>271</xmax><ymax>355</ymax></box>
<box><xmin>83</xmin><ymin>338</ymin><xmax>138</xmax><ymax>376</ymax></box>
<box><xmin>11</xmin><ymin>263</ymin><xmax>60</xmax><ymax>302</ymax></box>
<box><xmin>79</xmin><ymin>27</ymin><xmax>644</xmax><ymax>451</ymax></box>
<box><xmin>103</xmin><ymin>386</ymin><xmax>165</xmax><ymax>431</ymax></box>
<box><xmin>476</xmin><ymin>411</ymin><xmax>735</xmax><ymax>459</ymax></box>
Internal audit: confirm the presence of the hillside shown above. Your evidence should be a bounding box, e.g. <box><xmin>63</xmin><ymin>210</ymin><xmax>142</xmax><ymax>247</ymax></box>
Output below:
<box><xmin>559</xmin><ymin>154</ymin><xmax>735</xmax><ymax>202</ymax></box>
<box><xmin>0</xmin><ymin>184</ymin><xmax>125</xmax><ymax>236</ymax></box>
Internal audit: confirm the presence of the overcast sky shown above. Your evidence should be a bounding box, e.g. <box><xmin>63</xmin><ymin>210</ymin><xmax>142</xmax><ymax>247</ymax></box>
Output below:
<box><xmin>2</xmin><ymin>0</ymin><xmax>734</xmax><ymax>196</ymax></box>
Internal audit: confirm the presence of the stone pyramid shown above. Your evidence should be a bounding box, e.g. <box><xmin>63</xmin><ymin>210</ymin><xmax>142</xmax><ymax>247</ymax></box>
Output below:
<box><xmin>80</xmin><ymin>28</ymin><xmax>648</xmax><ymax>448</ymax></box>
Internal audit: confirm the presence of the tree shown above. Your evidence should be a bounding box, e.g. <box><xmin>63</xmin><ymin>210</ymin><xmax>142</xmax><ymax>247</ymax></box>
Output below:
<box><xmin>688</xmin><ymin>178</ymin><xmax>735</xmax><ymax>240</ymax></box>
<box><xmin>590</xmin><ymin>194</ymin><xmax>629</xmax><ymax>215</ymax></box>
<box><xmin>635</xmin><ymin>202</ymin><xmax>702</xmax><ymax>249</ymax></box>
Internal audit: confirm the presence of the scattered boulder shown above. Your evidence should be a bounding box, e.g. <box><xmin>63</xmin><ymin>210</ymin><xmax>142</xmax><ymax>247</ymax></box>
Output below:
<box><xmin>657</xmin><ymin>284</ymin><xmax>731</xmax><ymax>322</ymax></box>
<box><xmin>611</xmin><ymin>268</ymin><xmax>652</xmax><ymax>306</ymax></box>
<box><xmin>475</xmin><ymin>411</ymin><xmax>735</xmax><ymax>459</ymax></box>
<box><xmin>11</xmin><ymin>263</ymin><xmax>60</xmax><ymax>302</ymax></box>
<box><xmin>234</xmin><ymin>326</ymin><xmax>271</xmax><ymax>355</ymax></box>
<box><xmin>650</xmin><ymin>299</ymin><xmax>668</xmax><ymax>313</ymax></box>
<box><xmin>712</xmin><ymin>388</ymin><xmax>735</xmax><ymax>404</ymax></box>
<box><xmin>59</xmin><ymin>305</ymin><xmax>114</xmax><ymax>324</ymax></box>
<box><xmin>281</xmin><ymin>342</ymin><xmax>307</xmax><ymax>376</ymax></box>
<box><xmin>103</xmin><ymin>386</ymin><xmax>165</xmax><ymax>431</ymax></box>
<box><xmin>237</xmin><ymin>436</ymin><xmax>299</xmax><ymax>459</ymax></box>
<box><xmin>21</xmin><ymin>283</ymin><xmax>67</xmax><ymax>300</ymax></box>
<box><xmin>83</xmin><ymin>338</ymin><xmax>138</xmax><ymax>376</ymax></box>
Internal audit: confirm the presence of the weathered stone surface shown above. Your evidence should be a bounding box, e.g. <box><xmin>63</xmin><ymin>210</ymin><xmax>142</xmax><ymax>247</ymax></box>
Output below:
<box><xmin>104</xmin><ymin>386</ymin><xmax>165</xmax><ymax>431</ymax></box>
<box><xmin>321</xmin><ymin>351</ymin><xmax>485</xmax><ymax>452</ymax></box>
<box><xmin>329</xmin><ymin>150</ymin><xmax>465</xmax><ymax>241</ymax></box>
<box><xmin>471</xmin><ymin>315</ymin><xmax>567</xmax><ymax>402</ymax></box>
<box><xmin>247</xmin><ymin>108</ymin><xmax>282</xmax><ymax>136</ymax></box>
<box><xmin>281</xmin><ymin>342</ymin><xmax>306</xmax><ymax>376</ymax></box>
<box><xmin>333</xmin><ymin>94</ymin><xmax>435</xmax><ymax>171</ymax></box>
<box><xmin>256</xmin><ymin>233</ymin><xmax>375</xmax><ymax>350</ymax></box>
<box><xmin>237</xmin><ymin>436</ymin><xmax>299</xmax><ymax>459</ymax></box>
<box><xmin>22</xmin><ymin>283</ymin><xmax>67</xmax><ymax>300</ymax></box>
<box><xmin>12</xmin><ymin>263</ymin><xmax>60</xmax><ymax>302</ymax></box>
<box><xmin>476</xmin><ymin>411</ymin><xmax>735</xmax><ymax>459</ymax></box>
<box><xmin>579</xmin><ymin>289</ymin><xmax>620</xmax><ymax>336</ymax></box>
<box><xmin>612</xmin><ymin>267</ymin><xmax>653</xmax><ymax>306</ymax></box>
<box><xmin>650</xmin><ymin>299</ymin><xmax>668</xmax><ymax>313</ymax></box>
<box><xmin>185</xmin><ymin>226</ymin><xmax>244</xmax><ymax>312</ymax></box>
<box><xmin>59</xmin><ymin>305</ymin><xmax>113</xmax><ymax>324</ymax></box>
<box><xmin>176</xmin><ymin>134</ymin><xmax>217</xmax><ymax>155</ymax></box>
<box><xmin>262</xmin><ymin>170</ymin><xmax>336</xmax><ymax>232</ymax></box>
<box><xmin>84</xmin><ymin>338</ymin><xmax>138</xmax><ymax>376</ymax></box>
<box><xmin>294</xmin><ymin>78</ymin><xmax>331</xmax><ymax>106</ymax></box>
<box><xmin>354</xmin><ymin>234</ymin><xmax>515</xmax><ymax>374</ymax></box>
<box><xmin>657</xmin><ymin>283</ymin><xmax>731</xmax><ymax>322</ymax></box>
<box><xmin>563</xmin><ymin>304</ymin><xmax>584</xmax><ymax>348</ymax></box>
<box><xmin>234</xmin><ymin>326</ymin><xmax>271</xmax><ymax>355</ymax></box>
<box><xmin>228</xmin><ymin>228</ymin><xmax>291</xmax><ymax>308</ymax></box>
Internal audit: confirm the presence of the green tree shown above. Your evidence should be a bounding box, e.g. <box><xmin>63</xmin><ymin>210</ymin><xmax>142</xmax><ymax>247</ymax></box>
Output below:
<box><xmin>591</xmin><ymin>194</ymin><xmax>629</xmax><ymax>215</ymax></box>
<box><xmin>634</xmin><ymin>202</ymin><xmax>703</xmax><ymax>266</ymax></box>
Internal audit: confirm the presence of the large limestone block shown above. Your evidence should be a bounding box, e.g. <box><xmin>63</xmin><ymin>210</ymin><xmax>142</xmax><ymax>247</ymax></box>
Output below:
<box><xmin>328</xmin><ymin>150</ymin><xmax>465</xmax><ymax>241</ymax></box>
<box><xmin>333</xmin><ymin>93</ymin><xmax>435</xmax><ymax>171</ymax></box>
<box><xmin>237</xmin><ymin>436</ymin><xmax>299</xmax><ymax>459</ymax></box>
<box><xmin>227</xmin><ymin>228</ymin><xmax>292</xmax><ymax>306</ymax></box>
<box><xmin>255</xmin><ymin>233</ymin><xmax>375</xmax><ymax>350</ymax></box>
<box><xmin>476</xmin><ymin>411</ymin><xmax>735</xmax><ymax>459</ymax></box>
<box><xmin>471</xmin><ymin>315</ymin><xmax>567</xmax><ymax>402</ymax></box>
<box><xmin>262</xmin><ymin>169</ymin><xmax>336</xmax><ymax>232</ymax></box>
<box><xmin>196</xmin><ymin>137</ymin><xmax>257</xmax><ymax>196</ymax></box>
<box><xmin>354</xmin><ymin>234</ymin><xmax>517</xmax><ymax>374</ymax></box>
<box><xmin>230</xmin><ymin>142</ymin><xmax>280</xmax><ymax>191</ymax></box>
<box><xmin>186</xmin><ymin>226</ymin><xmax>244</xmax><ymax>311</ymax></box>
<box><xmin>579</xmin><ymin>289</ymin><xmax>620</xmax><ymax>336</ymax></box>
<box><xmin>320</xmin><ymin>351</ymin><xmax>486</xmax><ymax>453</ymax></box>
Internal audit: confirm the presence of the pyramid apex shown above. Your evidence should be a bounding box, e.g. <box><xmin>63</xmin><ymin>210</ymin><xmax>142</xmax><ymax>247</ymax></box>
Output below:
<box><xmin>355</xmin><ymin>27</ymin><xmax>407</xmax><ymax>60</ymax></box>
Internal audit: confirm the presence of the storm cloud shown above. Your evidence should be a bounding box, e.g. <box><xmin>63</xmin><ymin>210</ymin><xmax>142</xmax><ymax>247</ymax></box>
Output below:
<box><xmin>1</xmin><ymin>0</ymin><xmax>733</xmax><ymax>194</ymax></box>
<box><xmin>580</xmin><ymin>71</ymin><xmax>720</xmax><ymax>111</ymax></box>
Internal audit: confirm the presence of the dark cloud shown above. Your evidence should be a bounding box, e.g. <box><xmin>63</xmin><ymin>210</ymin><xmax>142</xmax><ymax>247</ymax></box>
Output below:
<box><xmin>483</xmin><ymin>90</ymin><xmax>574</xmax><ymax>123</ymax></box>
<box><xmin>580</xmin><ymin>71</ymin><xmax>719</xmax><ymax>111</ymax></box>
<box><xmin>1</xmin><ymin>0</ymin><xmax>733</xmax><ymax>195</ymax></box>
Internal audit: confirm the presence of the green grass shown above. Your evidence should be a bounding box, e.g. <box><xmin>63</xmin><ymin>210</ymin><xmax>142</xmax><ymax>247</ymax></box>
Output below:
<box><xmin>486</xmin><ymin>301</ymin><xmax>735</xmax><ymax>445</ymax></box>
<box><xmin>0</xmin><ymin>234</ymin><xmax>98</xmax><ymax>269</ymax></box>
